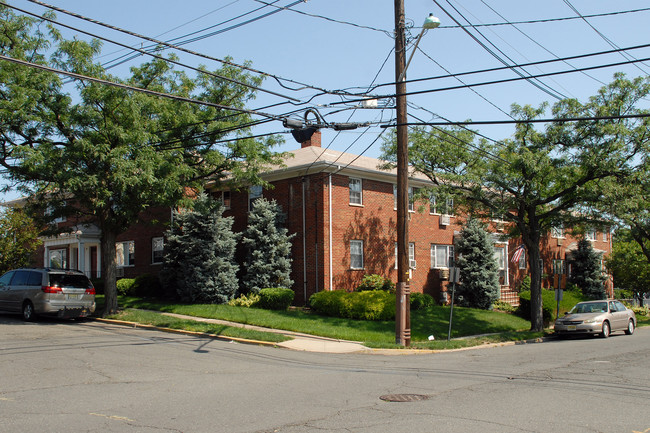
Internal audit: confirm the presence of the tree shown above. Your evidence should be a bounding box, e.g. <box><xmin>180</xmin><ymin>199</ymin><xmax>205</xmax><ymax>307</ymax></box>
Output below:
<box><xmin>241</xmin><ymin>198</ymin><xmax>294</xmax><ymax>294</ymax></box>
<box><xmin>0</xmin><ymin>207</ymin><xmax>41</xmax><ymax>274</ymax></box>
<box><xmin>381</xmin><ymin>74</ymin><xmax>649</xmax><ymax>331</ymax></box>
<box><xmin>605</xmin><ymin>229</ymin><xmax>650</xmax><ymax>301</ymax></box>
<box><xmin>568</xmin><ymin>238</ymin><xmax>607</xmax><ymax>299</ymax></box>
<box><xmin>455</xmin><ymin>219</ymin><xmax>501</xmax><ymax>309</ymax></box>
<box><xmin>161</xmin><ymin>194</ymin><xmax>239</xmax><ymax>304</ymax></box>
<box><xmin>0</xmin><ymin>6</ymin><xmax>284</xmax><ymax>314</ymax></box>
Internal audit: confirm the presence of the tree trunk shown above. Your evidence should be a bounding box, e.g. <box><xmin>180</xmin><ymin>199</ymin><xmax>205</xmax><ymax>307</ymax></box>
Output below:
<box><xmin>527</xmin><ymin>243</ymin><xmax>544</xmax><ymax>332</ymax></box>
<box><xmin>101</xmin><ymin>229</ymin><xmax>119</xmax><ymax>316</ymax></box>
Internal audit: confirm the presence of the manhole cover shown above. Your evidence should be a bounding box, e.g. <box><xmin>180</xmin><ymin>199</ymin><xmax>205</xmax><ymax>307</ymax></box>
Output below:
<box><xmin>379</xmin><ymin>394</ymin><xmax>430</xmax><ymax>402</ymax></box>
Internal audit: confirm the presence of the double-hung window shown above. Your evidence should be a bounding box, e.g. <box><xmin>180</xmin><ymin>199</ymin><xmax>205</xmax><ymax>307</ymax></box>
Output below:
<box><xmin>349</xmin><ymin>178</ymin><xmax>362</xmax><ymax>205</ymax></box>
<box><xmin>431</xmin><ymin>244</ymin><xmax>454</xmax><ymax>268</ymax></box>
<box><xmin>116</xmin><ymin>241</ymin><xmax>135</xmax><ymax>267</ymax></box>
<box><xmin>249</xmin><ymin>185</ymin><xmax>262</xmax><ymax>211</ymax></box>
<box><xmin>350</xmin><ymin>240</ymin><xmax>364</xmax><ymax>269</ymax></box>
<box><xmin>152</xmin><ymin>237</ymin><xmax>164</xmax><ymax>264</ymax></box>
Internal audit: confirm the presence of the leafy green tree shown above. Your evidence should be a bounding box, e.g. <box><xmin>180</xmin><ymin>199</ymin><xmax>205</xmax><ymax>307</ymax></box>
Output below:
<box><xmin>0</xmin><ymin>6</ymin><xmax>284</xmax><ymax>314</ymax></box>
<box><xmin>381</xmin><ymin>74</ymin><xmax>649</xmax><ymax>331</ymax></box>
<box><xmin>605</xmin><ymin>229</ymin><xmax>650</xmax><ymax>301</ymax></box>
<box><xmin>241</xmin><ymin>198</ymin><xmax>295</xmax><ymax>294</ymax></box>
<box><xmin>568</xmin><ymin>238</ymin><xmax>607</xmax><ymax>299</ymax></box>
<box><xmin>0</xmin><ymin>207</ymin><xmax>41</xmax><ymax>274</ymax></box>
<box><xmin>161</xmin><ymin>194</ymin><xmax>238</xmax><ymax>304</ymax></box>
<box><xmin>455</xmin><ymin>218</ymin><xmax>501</xmax><ymax>309</ymax></box>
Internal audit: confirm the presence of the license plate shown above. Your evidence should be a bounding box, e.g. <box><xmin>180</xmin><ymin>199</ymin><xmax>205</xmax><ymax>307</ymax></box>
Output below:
<box><xmin>67</xmin><ymin>294</ymin><xmax>83</xmax><ymax>300</ymax></box>
<box><xmin>567</xmin><ymin>325</ymin><xmax>577</xmax><ymax>331</ymax></box>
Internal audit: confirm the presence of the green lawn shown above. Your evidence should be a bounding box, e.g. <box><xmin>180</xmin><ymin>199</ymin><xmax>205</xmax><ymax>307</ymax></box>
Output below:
<box><xmin>97</xmin><ymin>296</ymin><xmax>541</xmax><ymax>349</ymax></box>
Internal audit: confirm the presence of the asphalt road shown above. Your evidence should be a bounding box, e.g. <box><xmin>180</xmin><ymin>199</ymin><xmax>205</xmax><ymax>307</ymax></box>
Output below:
<box><xmin>1</xmin><ymin>315</ymin><xmax>649</xmax><ymax>433</ymax></box>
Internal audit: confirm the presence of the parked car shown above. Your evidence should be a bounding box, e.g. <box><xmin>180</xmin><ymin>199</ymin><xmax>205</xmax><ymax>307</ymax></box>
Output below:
<box><xmin>0</xmin><ymin>268</ymin><xmax>95</xmax><ymax>321</ymax></box>
<box><xmin>554</xmin><ymin>300</ymin><xmax>636</xmax><ymax>338</ymax></box>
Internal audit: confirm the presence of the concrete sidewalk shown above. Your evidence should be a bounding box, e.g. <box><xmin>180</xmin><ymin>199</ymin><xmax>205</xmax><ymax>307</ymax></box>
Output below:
<box><xmin>162</xmin><ymin>312</ymin><xmax>370</xmax><ymax>353</ymax></box>
<box><xmin>100</xmin><ymin>311</ymin><xmax>370</xmax><ymax>354</ymax></box>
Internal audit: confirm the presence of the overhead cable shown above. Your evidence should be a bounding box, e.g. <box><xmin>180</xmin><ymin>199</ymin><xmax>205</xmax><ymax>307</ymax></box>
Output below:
<box><xmin>12</xmin><ymin>2</ymin><xmax>299</xmax><ymax>102</ymax></box>
<box><xmin>26</xmin><ymin>0</ymin><xmax>338</xmax><ymax>96</ymax></box>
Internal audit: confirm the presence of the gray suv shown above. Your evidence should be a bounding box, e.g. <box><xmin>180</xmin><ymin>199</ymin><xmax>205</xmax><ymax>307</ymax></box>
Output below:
<box><xmin>0</xmin><ymin>268</ymin><xmax>96</xmax><ymax>320</ymax></box>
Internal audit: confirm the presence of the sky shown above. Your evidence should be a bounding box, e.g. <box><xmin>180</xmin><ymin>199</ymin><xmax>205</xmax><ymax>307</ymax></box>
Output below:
<box><xmin>2</xmin><ymin>0</ymin><xmax>650</xmax><ymax>202</ymax></box>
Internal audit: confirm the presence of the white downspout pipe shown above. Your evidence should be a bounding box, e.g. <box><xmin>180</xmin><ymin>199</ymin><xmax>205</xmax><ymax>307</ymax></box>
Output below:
<box><xmin>328</xmin><ymin>173</ymin><xmax>333</xmax><ymax>290</ymax></box>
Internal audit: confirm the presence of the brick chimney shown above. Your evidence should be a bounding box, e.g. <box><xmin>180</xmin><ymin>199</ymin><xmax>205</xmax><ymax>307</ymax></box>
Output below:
<box><xmin>301</xmin><ymin>130</ymin><xmax>321</xmax><ymax>148</ymax></box>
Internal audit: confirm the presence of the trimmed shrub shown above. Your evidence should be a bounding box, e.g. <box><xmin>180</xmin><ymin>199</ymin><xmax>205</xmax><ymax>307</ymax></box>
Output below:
<box><xmin>410</xmin><ymin>292</ymin><xmax>435</xmax><ymax>310</ymax></box>
<box><xmin>254</xmin><ymin>288</ymin><xmax>295</xmax><ymax>310</ymax></box>
<box><xmin>116</xmin><ymin>278</ymin><xmax>136</xmax><ymax>296</ymax></box>
<box><xmin>228</xmin><ymin>293</ymin><xmax>261</xmax><ymax>308</ymax></box>
<box><xmin>309</xmin><ymin>290</ymin><xmax>395</xmax><ymax>321</ymax></box>
<box><xmin>492</xmin><ymin>300</ymin><xmax>516</xmax><ymax>313</ymax></box>
<box><xmin>355</xmin><ymin>274</ymin><xmax>395</xmax><ymax>293</ymax></box>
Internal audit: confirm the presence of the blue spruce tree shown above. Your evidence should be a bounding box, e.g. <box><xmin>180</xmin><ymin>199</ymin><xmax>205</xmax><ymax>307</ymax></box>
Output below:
<box><xmin>161</xmin><ymin>194</ymin><xmax>239</xmax><ymax>303</ymax></box>
<box><xmin>242</xmin><ymin>198</ymin><xmax>295</xmax><ymax>293</ymax></box>
<box><xmin>456</xmin><ymin>218</ymin><xmax>501</xmax><ymax>309</ymax></box>
<box><xmin>568</xmin><ymin>238</ymin><xmax>606</xmax><ymax>299</ymax></box>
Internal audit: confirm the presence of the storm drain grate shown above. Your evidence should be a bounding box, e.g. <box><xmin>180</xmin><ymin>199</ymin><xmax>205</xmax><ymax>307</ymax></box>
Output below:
<box><xmin>379</xmin><ymin>394</ymin><xmax>430</xmax><ymax>402</ymax></box>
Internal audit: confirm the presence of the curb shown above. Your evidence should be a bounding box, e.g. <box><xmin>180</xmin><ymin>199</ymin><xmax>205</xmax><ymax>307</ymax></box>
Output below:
<box><xmin>93</xmin><ymin>317</ymin><xmax>282</xmax><ymax>349</ymax></box>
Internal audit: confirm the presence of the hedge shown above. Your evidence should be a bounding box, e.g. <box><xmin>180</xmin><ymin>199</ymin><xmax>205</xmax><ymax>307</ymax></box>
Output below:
<box><xmin>254</xmin><ymin>287</ymin><xmax>294</xmax><ymax>310</ymax></box>
<box><xmin>517</xmin><ymin>288</ymin><xmax>587</xmax><ymax>326</ymax></box>
<box><xmin>309</xmin><ymin>290</ymin><xmax>395</xmax><ymax>321</ymax></box>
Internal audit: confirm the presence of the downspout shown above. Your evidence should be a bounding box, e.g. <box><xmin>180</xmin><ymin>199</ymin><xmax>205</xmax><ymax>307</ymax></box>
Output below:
<box><xmin>302</xmin><ymin>177</ymin><xmax>307</xmax><ymax>303</ymax></box>
<box><xmin>328</xmin><ymin>173</ymin><xmax>333</xmax><ymax>290</ymax></box>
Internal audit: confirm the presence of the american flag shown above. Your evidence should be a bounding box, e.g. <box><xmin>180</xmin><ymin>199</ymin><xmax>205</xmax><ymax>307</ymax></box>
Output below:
<box><xmin>511</xmin><ymin>245</ymin><xmax>525</xmax><ymax>264</ymax></box>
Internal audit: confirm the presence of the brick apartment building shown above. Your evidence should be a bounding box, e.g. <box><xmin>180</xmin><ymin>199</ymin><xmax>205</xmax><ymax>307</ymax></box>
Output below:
<box><xmin>30</xmin><ymin>131</ymin><xmax>613</xmax><ymax>305</ymax></box>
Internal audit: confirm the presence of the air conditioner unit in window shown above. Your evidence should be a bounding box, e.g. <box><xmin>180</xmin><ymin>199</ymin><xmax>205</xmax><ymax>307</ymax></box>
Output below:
<box><xmin>440</xmin><ymin>214</ymin><xmax>450</xmax><ymax>226</ymax></box>
<box><xmin>409</xmin><ymin>259</ymin><xmax>417</xmax><ymax>269</ymax></box>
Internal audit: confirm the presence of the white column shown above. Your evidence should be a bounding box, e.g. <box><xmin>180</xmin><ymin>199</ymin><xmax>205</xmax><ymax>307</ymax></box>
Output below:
<box><xmin>78</xmin><ymin>241</ymin><xmax>86</xmax><ymax>276</ymax></box>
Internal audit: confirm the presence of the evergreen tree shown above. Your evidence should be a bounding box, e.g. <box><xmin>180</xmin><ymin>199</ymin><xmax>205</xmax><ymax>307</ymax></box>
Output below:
<box><xmin>455</xmin><ymin>219</ymin><xmax>501</xmax><ymax>309</ymax></box>
<box><xmin>568</xmin><ymin>238</ymin><xmax>606</xmax><ymax>299</ymax></box>
<box><xmin>161</xmin><ymin>194</ymin><xmax>239</xmax><ymax>303</ymax></box>
<box><xmin>241</xmin><ymin>198</ymin><xmax>295</xmax><ymax>293</ymax></box>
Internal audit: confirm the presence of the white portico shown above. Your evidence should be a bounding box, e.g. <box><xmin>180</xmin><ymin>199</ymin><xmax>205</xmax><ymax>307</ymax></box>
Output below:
<box><xmin>41</xmin><ymin>224</ymin><xmax>102</xmax><ymax>278</ymax></box>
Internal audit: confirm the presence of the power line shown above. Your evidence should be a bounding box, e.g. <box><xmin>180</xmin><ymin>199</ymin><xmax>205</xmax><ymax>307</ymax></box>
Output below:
<box><xmin>0</xmin><ymin>54</ymin><xmax>283</xmax><ymax>121</ymax></box>
<box><xmin>27</xmin><ymin>0</ymin><xmax>339</xmax><ymax>97</ymax></box>
<box><xmin>382</xmin><ymin>112</ymin><xmax>650</xmax><ymax>127</ymax></box>
<box><xmin>344</xmin><ymin>42</ymin><xmax>650</xmax><ymax>95</ymax></box>
<box><xmin>437</xmin><ymin>6</ymin><xmax>650</xmax><ymax>29</ymax></box>
<box><xmin>12</xmin><ymin>2</ymin><xmax>299</xmax><ymax>102</ymax></box>
<box><xmin>434</xmin><ymin>0</ymin><xmax>565</xmax><ymax>100</ymax></box>
<box><xmin>331</xmin><ymin>54</ymin><xmax>650</xmax><ymax>106</ymax></box>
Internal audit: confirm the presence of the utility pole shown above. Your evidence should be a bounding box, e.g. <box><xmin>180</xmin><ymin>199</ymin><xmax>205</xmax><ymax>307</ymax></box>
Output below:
<box><xmin>394</xmin><ymin>0</ymin><xmax>410</xmax><ymax>347</ymax></box>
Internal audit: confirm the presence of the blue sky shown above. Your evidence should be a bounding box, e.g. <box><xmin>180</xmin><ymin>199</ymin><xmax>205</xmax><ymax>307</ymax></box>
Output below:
<box><xmin>2</xmin><ymin>0</ymin><xmax>649</xmax><ymax>201</ymax></box>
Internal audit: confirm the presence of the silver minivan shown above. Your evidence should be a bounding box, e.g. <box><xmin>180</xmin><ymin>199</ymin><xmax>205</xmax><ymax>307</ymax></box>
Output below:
<box><xmin>0</xmin><ymin>268</ymin><xmax>96</xmax><ymax>320</ymax></box>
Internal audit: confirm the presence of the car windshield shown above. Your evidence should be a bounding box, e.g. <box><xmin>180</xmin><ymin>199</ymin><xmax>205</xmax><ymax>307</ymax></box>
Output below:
<box><xmin>49</xmin><ymin>273</ymin><xmax>92</xmax><ymax>289</ymax></box>
<box><xmin>571</xmin><ymin>302</ymin><xmax>607</xmax><ymax>314</ymax></box>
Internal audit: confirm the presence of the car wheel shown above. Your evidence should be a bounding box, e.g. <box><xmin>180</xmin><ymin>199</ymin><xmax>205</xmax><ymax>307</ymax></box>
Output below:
<box><xmin>22</xmin><ymin>301</ymin><xmax>35</xmax><ymax>321</ymax></box>
<box><xmin>625</xmin><ymin>320</ymin><xmax>635</xmax><ymax>335</ymax></box>
<box><xmin>601</xmin><ymin>321</ymin><xmax>610</xmax><ymax>338</ymax></box>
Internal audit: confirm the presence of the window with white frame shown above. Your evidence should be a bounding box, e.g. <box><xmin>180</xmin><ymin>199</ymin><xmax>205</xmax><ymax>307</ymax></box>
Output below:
<box><xmin>409</xmin><ymin>243</ymin><xmax>416</xmax><ymax>268</ymax></box>
<box><xmin>152</xmin><ymin>237</ymin><xmax>164</xmax><ymax>264</ymax></box>
<box><xmin>48</xmin><ymin>249</ymin><xmax>68</xmax><ymax>269</ymax></box>
<box><xmin>430</xmin><ymin>194</ymin><xmax>453</xmax><ymax>215</ymax></box>
<box><xmin>219</xmin><ymin>190</ymin><xmax>231</xmax><ymax>210</ymax></box>
<box><xmin>518</xmin><ymin>250</ymin><xmax>526</xmax><ymax>269</ymax></box>
<box><xmin>551</xmin><ymin>225</ymin><xmax>564</xmax><ymax>238</ymax></box>
<box><xmin>408</xmin><ymin>187</ymin><xmax>417</xmax><ymax>212</ymax></box>
<box><xmin>431</xmin><ymin>244</ymin><xmax>454</xmax><ymax>268</ymax></box>
<box><xmin>248</xmin><ymin>185</ymin><xmax>262</xmax><ymax>211</ymax></box>
<box><xmin>349</xmin><ymin>178</ymin><xmax>362</xmax><ymax>205</ymax></box>
<box><xmin>553</xmin><ymin>259</ymin><xmax>565</xmax><ymax>275</ymax></box>
<box><xmin>45</xmin><ymin>204</ymin><xmax>66</xmax><ymax>224</ymax></box>
<box><xmin>494</xmin><ymin>245</ymin><xmax>508</xmax><ymax>285</ymax></box>
<box><xmin>586</xmin><ymin>228</ymin><xmax>597</xmax><ymax>241</ymax></box>
<box><xmin>116</xmin><ymin>241</ymin><xmax>135</xmax><ymax>267</ymax></box>
<box><xmin>350</xmin><ymin>240</ymin><xmax>364</xmax><ymax>269</ymax></box>
<box><xmin>602</xmin><ymin>230</ymin><xmax>608</xmax><ymax>242</ymax></box>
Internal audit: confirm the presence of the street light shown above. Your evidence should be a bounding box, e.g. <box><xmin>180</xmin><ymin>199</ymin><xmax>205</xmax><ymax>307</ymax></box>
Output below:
<box><xmin>394</xmin><ymin>7</ymin><xmax>440</xmax><ymax>347</ymax></box>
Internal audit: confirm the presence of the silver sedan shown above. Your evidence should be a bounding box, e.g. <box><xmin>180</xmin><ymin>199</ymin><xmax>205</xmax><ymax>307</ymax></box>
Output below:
<box><xmin>554</xmin><ymin>300</ymin><xmax>636</xmax><ymax>338</ymax></box>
